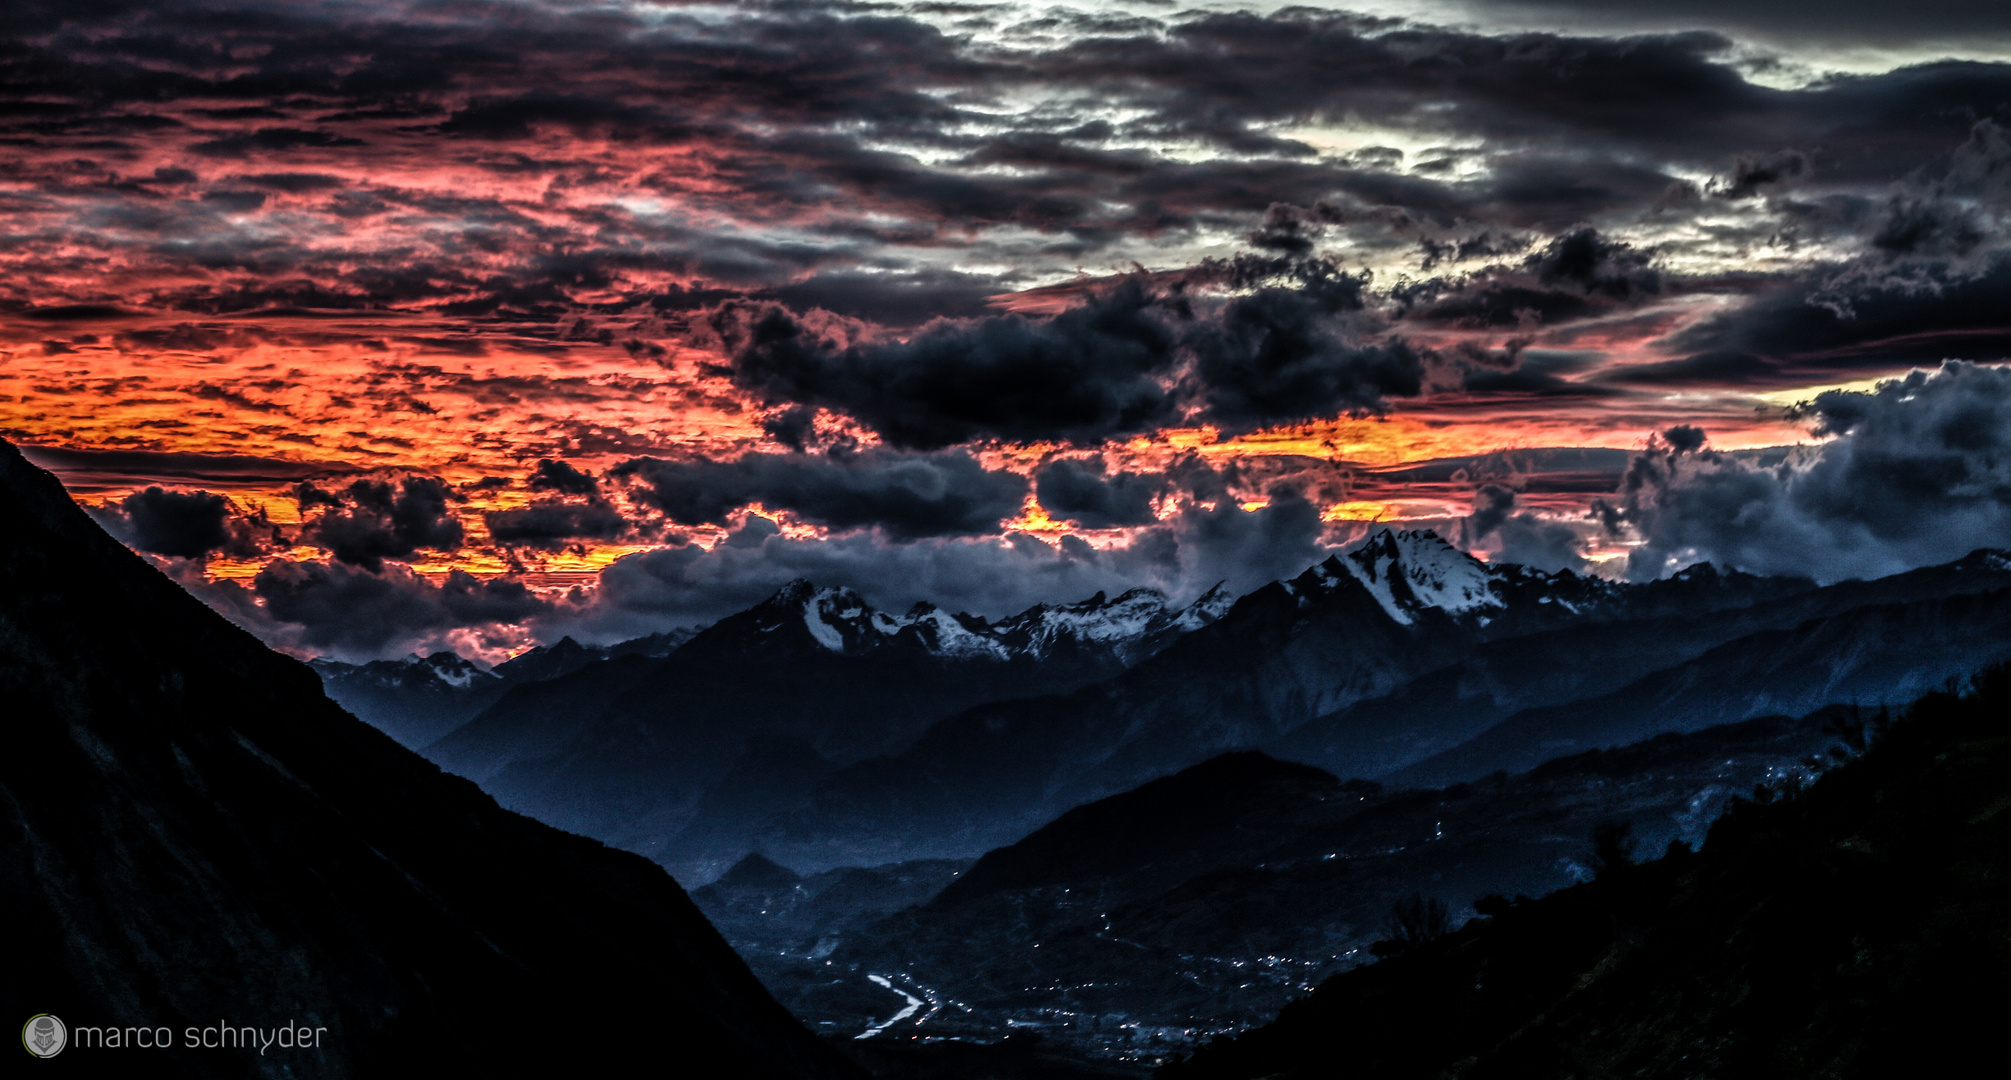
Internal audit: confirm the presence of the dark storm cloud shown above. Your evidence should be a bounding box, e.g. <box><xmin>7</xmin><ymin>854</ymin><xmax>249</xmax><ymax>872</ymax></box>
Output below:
<box><xmin>1660</xmin><ymin>253</ymin><xmax>2011</xmax><ymax>379</ymax></box>
<box><xmin>1597</xmin><ymin>118</ymin><xmax>2011</xmax><ymax>389</ymax></box>
<box><xmin>1600</xmin><ymin>349</ymin><xmax>1775</xmax><ymax>386</ymax></box>
<box><xmin>1715</xmin><ymin>150</ymin><xmax>1809</xmax><ymax>200</ymax></box>
<box><xmin>484</xmin><ymin>499</ymin><xmax>630</xmax><ymax>549</ymax></box>
<box><xmin>1034</xmin><ymin>459</ymin><xmax>1166</xmax><ymax>529</ymax></box>
<box><xmin>1459</xmin><ymin>348</ymin><xmax>1624</xmax><ymax>395</ymax></box>
<box><xmin>1187</xmin><ymin>289</ymin><xmax>1425</xmax><ymax>429</ymax></box>
<box><xmin>1397</xmin><ymin>228</ymin><xmax>1662</xmax><ymax>330</ymax></box>
<box><xmin>612</xmin><ymin>449</ymin><xmax>1030</xmax><ymax>540</ymax></box>
<box><xmin>712</xmin><ymin>261</ymin><xmax>1437</xmax><ymax>445</ymax></box>
<box><xmin>90</xmin><ymin>486</ymin><xmax>279</xmax><ymax>561</ymax></box>
<box><xmin>527</xmin><ymin>458</ymin><xmax>600</xmax><ymax>496</ymax></box>
<box><xmin>708</xmin><ymin>284</ymin><xmax>1181</xmax><ymax>450</ymax></box>
<box><xmin>294</xmin><ymin>476</ymin><xmax>467</xmax><ymax>571</ymax></box>
<box><xmin>248</xmin><ymin>559</ymin><xmax>549</xmax><ymax>656</ymax></box>
<box><xmin>1461</xmin><ymin>484</ymin><xmax>1590</xmax><ymax>572</ymax></box>
<box><xmin>764</xmin><ymin>269</ymin><xmax>1004</xmax><ymax>327</ymax></box>
<box><xmin>1597</xmin><ymin>362</ymin><xmax>2011</xmax><ymax>582</ymax></box>
<box><xmin>759</xmin><ymin>405</ymin><xmax>823</xmax><ymax>453</ymax></box>
<box><xmin>1170</xmin><ymin>257</ymin><xmax>1429</xmax><ymax>428</ymax></box>
<box><xmin>1463</xmin><ymin>1</ymin><xmax>2011</xmax><ymax>46</ymax></box>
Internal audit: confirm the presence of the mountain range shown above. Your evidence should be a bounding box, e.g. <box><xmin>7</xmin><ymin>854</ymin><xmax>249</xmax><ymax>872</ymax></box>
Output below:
<box><xmin>755</xmin><ymin>532</ymin><xmax>2011</xmax><ymax>870</ymax></box>
<box><xmin>310</xmin><ymin>629</ymin><xmax>696</xmax><ymax>747</ymax></box>
<box><xmin>13</xmin><ymin>418</ymin><xmax>2011</xmax><ymax>1076</ymax></box>
<box><xmin>313</xmin><ymin>528</ymin><xmax>2011</xmax><ymax>890</ymax></box>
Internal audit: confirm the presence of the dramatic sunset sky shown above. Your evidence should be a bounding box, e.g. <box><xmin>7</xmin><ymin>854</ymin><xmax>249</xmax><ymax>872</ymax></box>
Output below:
<box><xmin>7</xmin><ymin>0</ymin><xmax>2011</xmax><ymax>660</ymax></box>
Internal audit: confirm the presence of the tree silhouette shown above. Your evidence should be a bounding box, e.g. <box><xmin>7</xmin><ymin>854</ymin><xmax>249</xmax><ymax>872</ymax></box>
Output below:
<box><xmin>1591</xmin><ymin>819</ymin><xmax>1636</xmax><ymax>878</ymax></box>
<box><xmin>1373</xmin><ymin>892</ymin><xmax>1452</xmax><ymax>956</ymax></box>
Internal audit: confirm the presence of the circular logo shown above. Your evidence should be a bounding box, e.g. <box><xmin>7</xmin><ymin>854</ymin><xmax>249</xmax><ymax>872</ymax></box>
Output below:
<box><xmin>23</xmin><ymin>1015</ymin><xmax>65</xmax><ymax>1059</ymax></box>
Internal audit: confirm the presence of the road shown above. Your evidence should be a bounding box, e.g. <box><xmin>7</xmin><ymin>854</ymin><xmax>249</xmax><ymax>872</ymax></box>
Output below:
<box><xmin>855</xmin><ymin>974</ymin><xmax>925</xmax><ymax>1039</ymax></box>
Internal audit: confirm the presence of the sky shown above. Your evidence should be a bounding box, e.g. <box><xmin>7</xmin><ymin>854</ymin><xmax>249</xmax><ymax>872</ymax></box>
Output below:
<box><xmin>6</xmin><ymin>0</ymin><xmax>2011</xmax><ymax>661</ymax></box>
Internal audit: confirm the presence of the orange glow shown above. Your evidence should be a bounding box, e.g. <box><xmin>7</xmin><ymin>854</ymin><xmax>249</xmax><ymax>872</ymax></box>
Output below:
<box><xmin>4</xmin><ymin>286</ymin><xmax>1822</xmax><ymax>598</ymax></box>
<box><xmin>1322</xmin><ymin>500</ymin><xmax>1395</xmax><ymax>521</ymax></box>
<box><xmin>1006</xmin><ymin>499</ymin><xmax>1071</xmax><ymax>534</ymax></box>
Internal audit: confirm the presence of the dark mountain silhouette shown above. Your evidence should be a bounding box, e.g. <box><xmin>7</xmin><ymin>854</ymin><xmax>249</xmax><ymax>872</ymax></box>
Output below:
<box><xmin>714</xmin><ymin>852</ymin><xmax>807</xmax><ymax>893</ymax></box>
<box><xmin>929</xmin><ymin>752</ymin><xmax>1347</xmax><ymax>909</ymax></box>
<box><xmin>672</xmin><ymin>737</ymin><xmax>840</xmax><ymax>880</ymax></box>
<box><xmin>0</xmin><ymin>440</ymin><xmax>856</xmax><ymax>1078</ymax></box>
<box><xmin>1162</xmin><ymin>671</ymin><xmax>2011</xmax><ymax>1080</ymax></box>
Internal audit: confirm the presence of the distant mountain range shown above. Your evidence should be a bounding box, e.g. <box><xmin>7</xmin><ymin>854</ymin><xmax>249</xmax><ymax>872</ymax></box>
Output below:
<box><xmin>311</xmin><ymin>629</ymin><xmax>696</xmax><ymax>747</ymax></box>
<box><xmin>315</xmin><ymin>529</ymin><xmax>2011</xmax><ymax>889</ymax></box>
<box><xmin>763</xmin><ymin>532</ymin><xmax>2011</xmax><ymax>870</ymax></box>
<box><xmin>0</xmin><ymin>438</ymin><xmax>854</xmax><ymax>1078</ymax></box>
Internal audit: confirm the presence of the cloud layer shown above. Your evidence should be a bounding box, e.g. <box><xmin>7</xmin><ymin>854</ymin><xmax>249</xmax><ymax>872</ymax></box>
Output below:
<box><xmin>6</xmin><ymin>1</ymin><xmax>2011</xmax><ymax>658</ymax></box>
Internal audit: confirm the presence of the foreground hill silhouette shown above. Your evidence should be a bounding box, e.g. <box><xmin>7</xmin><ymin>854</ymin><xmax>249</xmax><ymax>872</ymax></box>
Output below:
<box><xmin>0</xmin><ymin>438</ymin><xmax>856</xmax><ymax>1077</ymax></box>
<box><xmin>1162</xmin><ymin>670</ymin><xmax>2011</xmax><ymax>1080</ymax></box>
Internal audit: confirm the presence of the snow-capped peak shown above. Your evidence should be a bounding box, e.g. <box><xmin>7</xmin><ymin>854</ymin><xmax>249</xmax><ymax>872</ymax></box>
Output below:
<box><xmin>1341</xmin><ymin>529</ymin><xmax>1504</xmax><ymax>625</ymax></box>
<box><xmin>1172</xmin><ymin>582</ymin><xmax>1235</xmax><ymax>632</ymax></box>
<box><xmin>761</xmin><ymin>581</ymin><xmax>1007</xmax><ymax>659</ymax></box>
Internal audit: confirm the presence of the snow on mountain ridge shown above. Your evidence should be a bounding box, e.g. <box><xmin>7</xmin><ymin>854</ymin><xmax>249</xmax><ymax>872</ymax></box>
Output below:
<box><xmin>310</xmin><ymin>650</ymin><xmax>500</xmax><ymax>693</ymax></box>
<box><xmin>1004</xmin><ymin>588</ymin><xmax>1170</xmax><ymax>649</ymax></box>
<box><xmin>1173</xmin><ymin>583</ymin><xmax>1236</xmax><ymax>632</ymax></box>
<box><xmin>759</xmin><ymin>578</ymin><xmax>1227</xmax><ymax>661</ymax></box>
<box><xmin>1382</xmin><ymin>530</ymin><xmax>1503</xmax><ymax>615</ymax></box>
<box><xmin>801</xmin><ymin>586</ymin><xmax>854</xmax><ymax>652</ymax></box>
